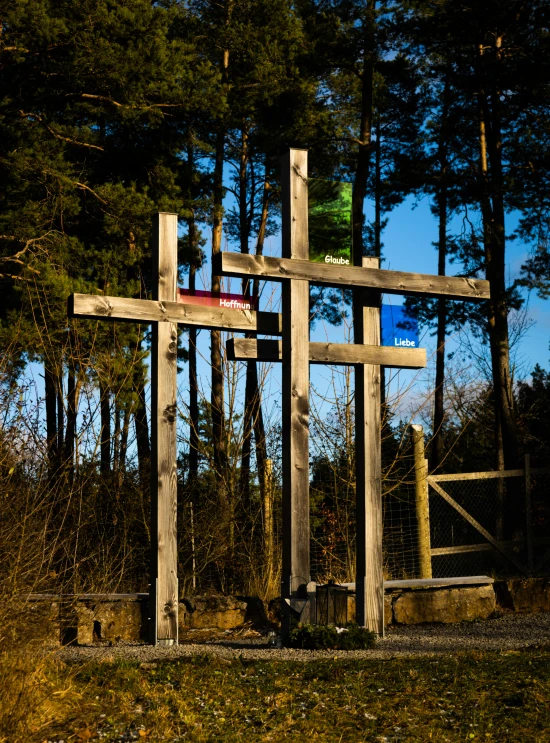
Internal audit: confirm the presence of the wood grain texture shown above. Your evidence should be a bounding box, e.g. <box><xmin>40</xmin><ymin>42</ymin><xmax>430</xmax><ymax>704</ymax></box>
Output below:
<box><xmin>69</xmin><ymin>294</ymin><xmax>282</xmax><ymax>334</ymax></box>
<box><xmin>431</xmin><ymin>536</ymin><xmax>550</xmax><ymax>557</ymax></box>
<box><xmin>227</xmin><ymin>338</ymin><xmax>427</xmax><ymax>368</ymax></box>
<box><xmin>411</xmin><ymin>426</ymin><xmax>432</xmax><ymax>579</ymax></box>
<box><xmin>150</xmin><ymin>213</ymin><xmax>179</xmax><ymax>645</ymax></box>
<box><xmin>428</xmin><ymin>479</ymin><xmax>528</xmax><ymax>575</ymax></box>
<box><xmin>428</xmin><ymin>469</ymin><xmax>524</xmax><ymax>482</ymax></box>
<box><xmin>281</xmin><ymin>149</ymin><xmax>310</xmax><ymax>632</ymax></box>
<box><xmin>355</xmin><ymin>257</ymin><xmax>384</xmax><ymax>636</ymax></box>
<box><xmin>430</xmin><ymin>543</ymin><xmax>495</xmax><ymax>556</ymax></box>
<box><xmin>215</xmin><ymin>252</ymin><xmax>490</xmax><ymax>300</ymax></box>
<box><xmin>341</xmin><ymin>576</ymin><xmax>494</xmax><ymax>590</ymax></box>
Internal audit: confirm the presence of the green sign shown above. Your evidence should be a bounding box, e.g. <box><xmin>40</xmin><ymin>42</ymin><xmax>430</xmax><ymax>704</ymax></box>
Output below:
<box><xmin>308</xmin><ymin>178</ymin><xmax>352</xmax><ymax>265</ymax></box>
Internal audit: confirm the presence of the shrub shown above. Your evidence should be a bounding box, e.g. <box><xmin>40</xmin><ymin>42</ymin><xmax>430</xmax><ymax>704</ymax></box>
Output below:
<box><xmin>285</xmin><ymin>623</ymin><xmax>376</xmax><ymax>650</ymax></box>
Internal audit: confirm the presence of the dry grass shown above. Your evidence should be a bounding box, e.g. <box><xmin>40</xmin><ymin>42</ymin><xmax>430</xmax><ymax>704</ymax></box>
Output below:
<box><xmin>11</xmin><ymin>646</ymin><xmax>550</xmax><ymax>742</ymax></box>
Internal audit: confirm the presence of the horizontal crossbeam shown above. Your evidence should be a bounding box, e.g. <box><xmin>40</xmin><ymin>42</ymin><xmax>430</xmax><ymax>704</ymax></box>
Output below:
<box><xmin>214</xmin><ymin>253</ymin><xmax>490</xmax><ymax>301</ymax></box>
<box><xmin>68</xmin><ymin>294</ymin><xmax>282</xmax><ymax>334</ymax></box>
<box><xmin>227</xmin><ymin>338</ymin><xmax>426</xmax><ymax>368</ymax></box>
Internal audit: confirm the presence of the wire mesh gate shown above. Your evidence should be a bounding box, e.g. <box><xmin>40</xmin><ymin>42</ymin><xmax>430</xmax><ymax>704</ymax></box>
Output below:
<box><xmin>427</xmin><ymin>461</ymin><xmax>550</xmax><ymax>579</ymax></box>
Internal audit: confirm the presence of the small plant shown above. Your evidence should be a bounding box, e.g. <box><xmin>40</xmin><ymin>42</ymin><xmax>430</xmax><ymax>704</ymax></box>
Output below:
<box><xmin>285</xmin><ymin>623</ymin><xmax>376</xmax><ymax>650</ymax></box>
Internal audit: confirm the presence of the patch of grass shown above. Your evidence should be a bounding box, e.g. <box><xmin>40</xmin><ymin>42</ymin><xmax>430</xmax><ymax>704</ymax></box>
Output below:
<box><xmin>19</xmin><ymin>648</ymin><xmax>550</xmax><ymax>742</ymax></box>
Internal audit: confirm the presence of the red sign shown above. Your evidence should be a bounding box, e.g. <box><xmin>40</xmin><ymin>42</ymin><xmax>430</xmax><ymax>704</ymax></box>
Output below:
<box><xmin>177</xmin><ymin>288</ymin><xmax>258</xmax><ymax>311</ymax></box>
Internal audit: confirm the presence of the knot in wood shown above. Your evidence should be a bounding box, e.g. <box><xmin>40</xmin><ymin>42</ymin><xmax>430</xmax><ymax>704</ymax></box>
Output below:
<box><xmin>163</xmin><ymin>403</ymin><xmax>177</xmax><ymax>423</ymax></box>
<box><xmin>298</xmin><ymin>413</ymin><xmax>309</xmax><ymax>429</ymax></box>
<box><xmin>292</xmin><ymin>164</ymin><xmax>307</xmax><ymax>183</ymax></box>
<box><xmin>168</xmin><ymin>341</ymin><xmax>177</xmax><ymax>355</ymax></box>
<box><xmin>163</xmin><ymin>600</ymin><xmax>177</xmax><ymax>617</ymax></box>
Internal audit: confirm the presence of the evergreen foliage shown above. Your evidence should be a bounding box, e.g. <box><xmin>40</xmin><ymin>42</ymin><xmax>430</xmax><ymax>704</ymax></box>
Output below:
<box><xmin>0</xmin><ymin>0</ymin><xmax>549</xmax><ymax>596</ymax></box>
<box><xmin>286</xmin><ymin>622</ymin><xmax>376</xmax><ymax>650</ymax></box>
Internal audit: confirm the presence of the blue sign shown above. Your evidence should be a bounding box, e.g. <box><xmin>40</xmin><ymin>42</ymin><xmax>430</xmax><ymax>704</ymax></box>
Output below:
<box><xmin>381</xmin><ymin>304</ymin><xmax>419</xmax><ymax>348</ymax></box>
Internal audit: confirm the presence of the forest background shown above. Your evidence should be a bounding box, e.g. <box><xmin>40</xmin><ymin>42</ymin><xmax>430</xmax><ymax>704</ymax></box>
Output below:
<box><xmin>1</xmin><ymin>0</ymin><xmax>550</xmax><ymax>601</ymax></box>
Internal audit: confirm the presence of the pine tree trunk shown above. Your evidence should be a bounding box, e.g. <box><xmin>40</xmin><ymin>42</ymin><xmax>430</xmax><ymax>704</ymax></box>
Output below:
<box><xmin>432</xmin><ymin>203</ymin><xmax>447</xmax><ymax>471</ymax></box>
<box><xmin>134</xmin><ymin>352</ymin><xmax>150</xmax><ymax>490</ymax></box>
<box><xmin>119</xmin><ymin>404</ymin><xmax>130</xmax><ymax>483</ymax></box>
<box><xmin>64</xmin><ymin>330</ymin><xmax>79</xmax><ymax>483</ymax></box>
<box><xmin>211</xmin><ymin>49</ymin><xmax>228</xmax><ymax>501</ymax></box>
<box><xmin>188</xmin><ymin>262</ymin><xmax>199</xmax><ymax>488</ymax></box>
<box><xmin>477</xmin><ymin>41</ymin><xmax>519</xmax><ymax>540</ymax></box>
<box><xmin>57</xmin><ymin>386</ymin><xmax>64</xmax><ymax>455</ymax></box>
<box><xmin>100</xmin><ymin>382</ymin><xmax>111</xmax><ymax>478</ymax></box>
<box><xmin>186</xmin><ymin>143</ymin><xmax>200</xmax><ymax>491</ymax></box>
<box><xmin>351</xmin><ymin>0</ymin><xmax>376</xmax><ymax>260</ymax></box>
<box><xmin>373</xmin><ymin>110</ymin><xmax>385</xmax><ymax>410</ymax></box>
<box><xmin>432</xmin><ymin>75</ymin><xmax>450</xmax><ymax>472</ymax></box>
<box><xmin>253</xmin><ymin>175</ymin><xmax>271</xmax><ymax>572</ymax></box>
<box><xmin>238</xmin><ymin>127</ymin><xmax>252</xmax><ymax>509</ymax></box>
<box><xmin>477</xmin><ymin>55</ymin><xmax>518</xmax><ymax>473</ymax></box>
<box><xmin>45</xmin><ymin>358</ymin><xmax>58</xmax><ymax>470</ymax></box>
<box><xmin>64</xmin><ymin>366</ymin><xmax>77</xmax><ymax>482</ymax></box>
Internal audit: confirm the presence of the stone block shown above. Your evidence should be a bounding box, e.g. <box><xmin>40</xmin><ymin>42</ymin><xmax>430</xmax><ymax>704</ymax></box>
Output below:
<box><xmin>76</xmin><ymin>603</ymin><xmax>95</xmax><ymax>645</ymax></box>
<box><xmin>393</xmin><ymin>585</ymin><xmax>496</xmax><ymax>625</ymax></box>
<box><xmin>179</xmin><ymin>594</ymin><xmax>247</xmax><ymax>630</ymax></box>
<box><xmin>498</xmin><ymin>577</ymin><xmax>550</xmax><ymax>613</ymax></box>
<box><xmin>74</xmin><ymin>600</ymin><xmax>147</xmax><ymax>645</ymax></box>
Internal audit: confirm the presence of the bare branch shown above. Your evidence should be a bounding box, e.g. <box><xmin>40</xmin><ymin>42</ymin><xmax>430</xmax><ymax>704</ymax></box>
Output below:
<box><xmin>20</xmin><ymin>111</ymin><xmax>104</xmax><ymax>151</ymax></box>
<box><xmin>78</xmin><ymin>93</ymin><xmax>184</xmax><ymax>111</ymax></box>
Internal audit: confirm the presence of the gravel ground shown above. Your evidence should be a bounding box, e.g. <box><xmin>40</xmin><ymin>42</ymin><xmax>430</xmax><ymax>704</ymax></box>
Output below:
<box><xmin>58</xmin><ymin>611</ymin><xmax>550</xmax><ymax>664</ymax></box>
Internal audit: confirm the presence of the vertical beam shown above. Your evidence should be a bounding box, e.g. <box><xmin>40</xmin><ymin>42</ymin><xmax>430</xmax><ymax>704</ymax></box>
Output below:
<box><xmin>355</xmin><ymin>256</ymin><xmax>384</xmax><ymax>636</ymax></box>
<box><xmin>281</xmin><ymin>149</ymin><xmax>310</xmax><ymax>633</ymax></box>
<box><xmin>411</xmin><ymin>424</ymin><xmax>432</xmax><ymax>579</ymax></box>
<box><xmin>150</xmin><ymin>212</ymin><xmax>179</xmax><ymax>645</ymax></box>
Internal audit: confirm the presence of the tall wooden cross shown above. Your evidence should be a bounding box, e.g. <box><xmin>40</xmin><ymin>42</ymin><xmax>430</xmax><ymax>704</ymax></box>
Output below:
<box><xmin>69</xmin><ymin>213</ymin><xmax>281</xmax><ymax>645</ymax></box>
<box><xmin>216</xmin><ymin>148</ymin><xmax>490</xmax><ymax>636</ymax></box>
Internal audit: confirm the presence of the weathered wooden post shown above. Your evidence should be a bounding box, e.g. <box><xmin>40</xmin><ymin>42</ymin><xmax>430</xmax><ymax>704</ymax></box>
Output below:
<box><xmin>411</xmin><ymin>424</ymin><xmax>432</xmax><ymax>579</ymax></box>
<box><xmin>150</xmin><ymin>212</ymin><xmax>179</xmax><ymax>645</ymax></box>
<box><xmin>354</xmin><ymin>256</ymin><xmax>384</xmax><ymax>636</ymax></box>
<box><xmin>281</xmin><ymin>148</ymin><xmax>311</xmax><ymax>632</ymax></box>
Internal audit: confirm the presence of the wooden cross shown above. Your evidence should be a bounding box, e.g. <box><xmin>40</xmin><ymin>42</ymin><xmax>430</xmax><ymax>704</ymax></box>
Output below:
<box><xmin>216</xmin><ymin>148</ymin><xmax>490</xmax><ymax>636</ymax></box>
<box><xmin>69</xmin><ymin>214</ymin><xmax>281</xmax><ymax>645</ymax></box>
